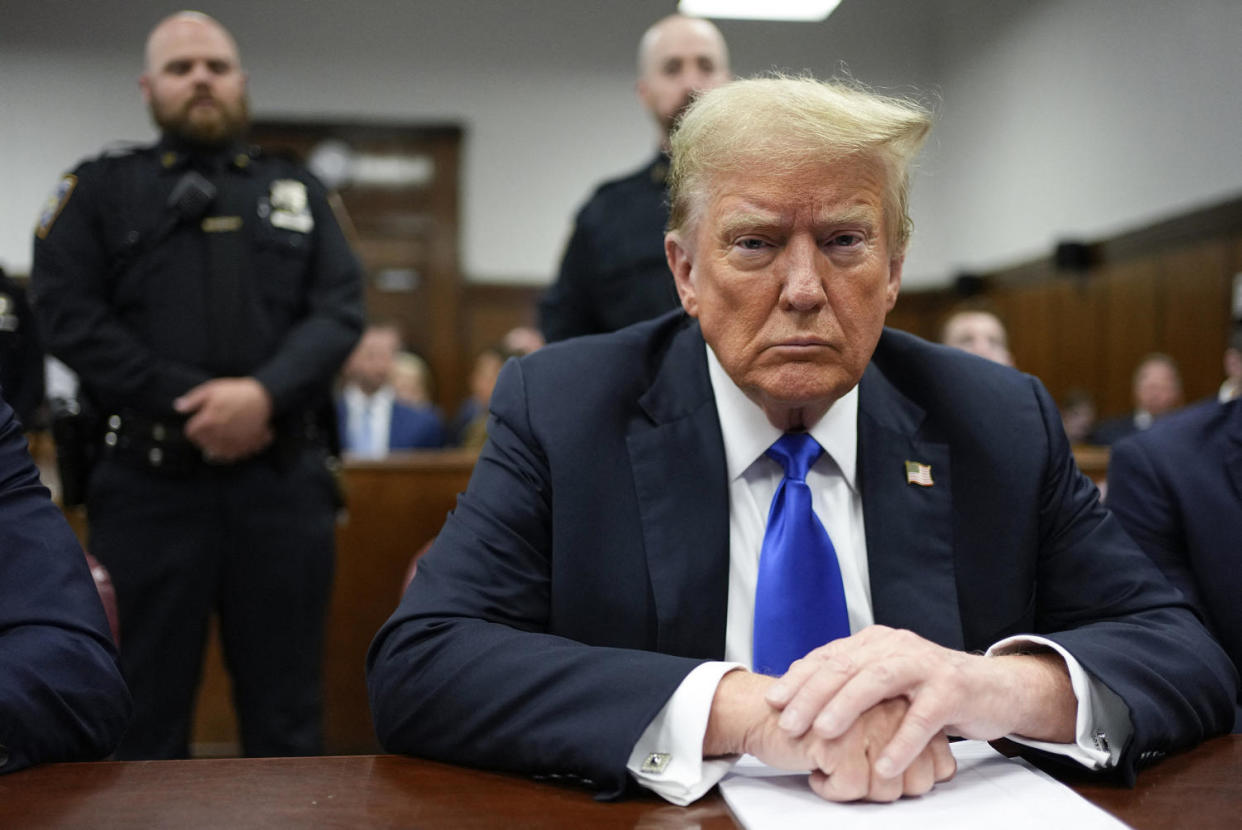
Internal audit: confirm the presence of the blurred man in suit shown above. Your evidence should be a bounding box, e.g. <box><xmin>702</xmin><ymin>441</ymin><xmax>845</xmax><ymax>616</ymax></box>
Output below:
<box><xmin>1108</xmin><ymin>396</ymin><xmax>1242</xmax><ymax>730</ymax></box>
<box><xmin>939</xmin><ymin>305</ymin><xmax>1013</xmax><ymax>367</ymax></box>
<box><xmin>369</xmin><ymin>76</ymin><xmax>1234</xmax><ymax>805</ymax></box>
<box><xmin>1218</xmin><ymin>324</ymin><xmax>1241</xmax><ymax>403</ymax></box>
<box><xmin>0</xmin><ymin>393</ymin><xmax>130</xmax><ymax>774</ymax></box>
<box><xmin>1090</xmin><ymin>353</ymin><xmax>1183</xmax><ymax>444</ymax></box>
<box><xmin>339</xmin><ymin>323</ymin><xmax>443</xmax><ymax>455</ymax></box>
<box><xmin>538</xmin><ymin>15</ymin><xmax>731</xmax><ymax>342</ymax></box>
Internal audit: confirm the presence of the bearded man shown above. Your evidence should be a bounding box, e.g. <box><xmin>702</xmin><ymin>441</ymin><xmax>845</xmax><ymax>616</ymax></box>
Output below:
<box><xmin>31</xmin><ymin>11</ymin><xmax>363</xmax><ymax>759</ymax></box>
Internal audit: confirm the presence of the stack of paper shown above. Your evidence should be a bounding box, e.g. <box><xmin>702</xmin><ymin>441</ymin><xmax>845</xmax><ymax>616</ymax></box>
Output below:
<box><xmin>719</xmin><ymin>740</ymin><xmax>1130</xmax><ymax>830</ymax></box>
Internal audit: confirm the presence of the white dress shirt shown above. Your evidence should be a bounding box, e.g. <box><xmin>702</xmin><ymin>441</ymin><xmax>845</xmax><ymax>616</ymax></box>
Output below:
<box><xmin>342</xmin><ymin>383</ymin><xmax>394</xmax><ymax>457</ymax></box>
<box><xmin>627</xmin><ymin>344</ymin><xmax>1128</xmax><ymax>805</ymax></box>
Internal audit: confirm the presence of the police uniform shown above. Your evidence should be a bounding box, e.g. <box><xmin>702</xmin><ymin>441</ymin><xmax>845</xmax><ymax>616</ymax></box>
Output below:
<box><xmin>0</xmin><ymin>268</ymin><xmax>45</xmax><ymax>429</ymax></box>
<box><xmin>538</xmin><ymin>154</ymin><xmax>681</xmax><ymax>342</ymax></box>
<box><xmin>30</xmin><ymin>136</ymin><xmax>364</xmax><ymax>759</ymax></box>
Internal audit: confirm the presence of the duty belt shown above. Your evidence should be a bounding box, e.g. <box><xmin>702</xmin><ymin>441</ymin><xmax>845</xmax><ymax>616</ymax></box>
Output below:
<box><xmin>101</xmin><ymin>408</ymin><xmax>326</xmax><ymax>473</ymax></box>
<box><xmin>101</xmin><ymin>410</ymin><xmax>204</xmax><ymax>472</ymax></box>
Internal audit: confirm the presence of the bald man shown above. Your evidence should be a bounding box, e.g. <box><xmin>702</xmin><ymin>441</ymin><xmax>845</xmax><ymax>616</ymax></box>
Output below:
<box><xmin>538</xmin><ymin>15</ymin><xmax>731</xmax><ymax>342</ymax></box>
<box><xmin>31</xmin><ymin>12</ymin><xmax>363</xmax><ymax>759</ymax></box>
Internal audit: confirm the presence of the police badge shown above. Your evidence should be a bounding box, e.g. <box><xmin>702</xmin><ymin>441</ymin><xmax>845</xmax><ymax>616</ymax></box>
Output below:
<box><xmin>36</xmin><ymin>174</ymin><xmax>78</xmax><ymax>239</ymax></box>
<box><xmin>268</xmin><ymin>179</ymin><xmax>314</xmax><ymax>233</ymax></box>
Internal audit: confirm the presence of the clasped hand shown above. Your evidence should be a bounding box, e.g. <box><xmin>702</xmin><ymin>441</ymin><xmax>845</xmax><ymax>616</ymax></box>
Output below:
<box><xmin>174</xmin><ymin>377</ymin><xmax>274</xmax><ymax>462</ymax></box>
<box><xmin>709</xmin><ymin>625</ymin><xmax>1075</xmax><ymax>802</ymax></box>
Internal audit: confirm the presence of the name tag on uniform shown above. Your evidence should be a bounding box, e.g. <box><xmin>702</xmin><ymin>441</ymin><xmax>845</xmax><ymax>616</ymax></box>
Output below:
<box><xmin>269</xmin><ymin>179</ymin><xmax>314</xmax><ymax>233</ymax></box>
<box><xmin>202</xmin><ymin>216</ymin><xmax>243</xmax><ymax>233</ymax></box>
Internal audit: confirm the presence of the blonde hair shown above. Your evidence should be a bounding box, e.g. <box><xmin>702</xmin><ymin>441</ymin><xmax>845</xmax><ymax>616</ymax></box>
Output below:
<box><xmin>667</xmin><ymin>75</ymin><xmax>932</xmax><ymax>253</ymax></box>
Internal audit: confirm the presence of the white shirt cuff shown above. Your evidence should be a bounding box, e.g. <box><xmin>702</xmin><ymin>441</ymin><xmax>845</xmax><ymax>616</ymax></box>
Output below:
<box><xmin>627</xmin><ymin>661</ymin><xmax>746</xmax><ymax>805</ymax></box>
<box><xmin>987</xmin><ymin>635</ymin><xmax>1131</xmax><ymax>769</ymax></box>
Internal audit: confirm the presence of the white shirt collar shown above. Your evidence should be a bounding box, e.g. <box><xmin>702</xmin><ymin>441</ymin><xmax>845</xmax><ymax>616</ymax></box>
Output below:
<box><xmin>704</xmin><ymin>344</ymin><xmax>858</xmax><ymax>489</ymax></box>
<box><xmin>344</xmin><ymin>383</ymin><xmax>394</xmax><ymax>411</ymax></box>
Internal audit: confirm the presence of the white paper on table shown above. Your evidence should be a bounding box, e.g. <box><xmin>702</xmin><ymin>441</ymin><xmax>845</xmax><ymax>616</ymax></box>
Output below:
<box><xmin>718</xmin><ymin>740</ymin><xmax>1132</xmax><ymax>830</ymax></box>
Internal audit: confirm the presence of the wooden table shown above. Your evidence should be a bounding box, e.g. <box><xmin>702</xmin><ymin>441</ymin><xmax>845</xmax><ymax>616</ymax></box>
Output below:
<box><xmin>4</xmin><ymin>736</ymin><xmax>1238</xmax><ymax>829</ymax></box>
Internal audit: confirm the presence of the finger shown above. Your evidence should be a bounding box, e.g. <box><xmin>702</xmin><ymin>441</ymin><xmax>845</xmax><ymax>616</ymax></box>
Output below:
<box><xmin>773</xmin><ymin>653</ymin><xmax>859</xmax><ymax>736</ymax></box>
<box><xmin>930</xmin><ymin>733</ymin><xmax>957</xmax><ymax>783</ymax></box>
<box><xmin>811</xmin><ymin>646</ymin><xmax>938</xmax><ymax>739</ymax></box>
<box><xmin>182</xmin><ymin>410</ymin><xmax>211</xmax><ymax>442</ymax></box>
<box><xmin>867</xmin><ymin>755</ymin><xmax>905</xmax><ymax>803</ymax></box>
<box><xmin>766</xmin><ymin>644</ymin><xmax>842</xmax><ymax>706</ymax></box>
<box><xmin>874</xmin><ymin>701</ymin><xmax>950</xmax><ymax>779</ymax></box>
<box><xmin>173</xmin><ymin>382</ymin><xmax>213</xmax><ymax>413</ymax></box>
<box><xmin>766</xmin><ymin>628</ymin><xmax>890</xmax><ymax>706</ymax></box>
<box><xmin>809</xmin><ymin>753</ymin><xmax>871</xmax><ymax>803</ymax></box>
<box><xmin>899</xmin><ymin>742</ymin><xmax>936</xmax><ymax>797</ymax></box>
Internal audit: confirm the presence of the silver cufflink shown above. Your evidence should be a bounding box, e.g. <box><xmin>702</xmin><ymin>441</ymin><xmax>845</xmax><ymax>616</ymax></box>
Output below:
<box><xmin>640</xmin><ymin>752</ymin><xmax>671</xmax><ymax>774</ymax></box>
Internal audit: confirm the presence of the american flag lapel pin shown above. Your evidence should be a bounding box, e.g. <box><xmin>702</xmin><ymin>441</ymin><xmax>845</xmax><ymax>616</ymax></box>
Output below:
<box><xmin>904</xmin><ymin>460</ymin><xmax>934</xmax><ymax>487</ymax></box>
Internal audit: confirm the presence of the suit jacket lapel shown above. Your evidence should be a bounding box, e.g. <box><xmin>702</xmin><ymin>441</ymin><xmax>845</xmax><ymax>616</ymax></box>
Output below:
<box><xmin>858</xmin><ymin>362</ymin><xmax>964</xmax><ymax>650</ymax></box>
<box><xmin>627</xmin><ymin>320</ymin><xmax>731</xmax><ymax>660</ymax></box>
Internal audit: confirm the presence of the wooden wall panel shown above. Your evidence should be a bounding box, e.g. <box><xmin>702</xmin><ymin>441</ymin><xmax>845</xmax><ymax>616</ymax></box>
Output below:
<box><xmin>1156</xmin><ymin>242</ymin><xmax>1232</xmax><ymax>403</ymax></box>
<box><xmin>887</xmin><ymin>289</ymin><xmax>956</xmax><ymax>341</ymax></box>
<box><xmin>1047</xmin><ymin>276</ymin><xmax>1107</xmax><ymax>405</ymax></box>
<box><xmin>1096</xmin><ymin>259</ymin><xmax>1161</xmax><ymax>418</ymax></box>
<box><xmin>993</xmin><ymin>281</ymin><xmax>1057</xmax><ymax>384</ymax></box>
<box><xmin>460</xmin><ymin>283</ymin><xmax>541</xmax><ymax>360</ymax></box>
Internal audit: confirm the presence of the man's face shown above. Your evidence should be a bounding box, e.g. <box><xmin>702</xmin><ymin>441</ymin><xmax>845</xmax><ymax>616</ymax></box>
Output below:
<box><xmin>667</xmin><ymin>158</ymin><xmax>902</xmax><ymax>428</ymax></box>
<box><xmin>345</xmin><ymin>328</ymin><xmax>400</xmax><ymax>395</ymax></box>
<box><xmin>942</xmin><ymin>311</ymin><xmax>1013</xmax><ymax>367</ymax></box>
<box><xmin>140</xmin><ymin>17</ymin><xmax>248</xmax><ymax>147</ymax></box>
<box><xmin>637</xmin><ymin>20</ymin><xmax>730</xmax><ymax>138</ymax></box>
<box><xmin>1134</xmin><ymin>361</ymin><xmax>1182</xmax><ymax>415</ymax></box>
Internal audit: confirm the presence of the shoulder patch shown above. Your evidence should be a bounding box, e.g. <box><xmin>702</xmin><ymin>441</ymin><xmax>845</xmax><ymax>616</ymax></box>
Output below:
<box><xmin>35</xmin><ymin>174</ymin><xmax>78</xmax><ymax>239</ymax></box>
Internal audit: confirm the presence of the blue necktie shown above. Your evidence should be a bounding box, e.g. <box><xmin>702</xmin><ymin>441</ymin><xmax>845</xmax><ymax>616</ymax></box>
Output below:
<box><xmin>353</xmin><ymin>401</ymin><xmax>374</xmax><ymax>454</ymax></box>
<box><xmin>753</xmin><ymin>432</ymin><xmax>850</xmax><ymax>676</ymax></box>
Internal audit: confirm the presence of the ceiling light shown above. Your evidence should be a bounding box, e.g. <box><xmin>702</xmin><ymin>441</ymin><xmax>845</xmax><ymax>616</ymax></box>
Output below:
<box><xmin>678</xmin><ymin>0</ymin><xmax>842</xmax><ymax>22</ymax></box>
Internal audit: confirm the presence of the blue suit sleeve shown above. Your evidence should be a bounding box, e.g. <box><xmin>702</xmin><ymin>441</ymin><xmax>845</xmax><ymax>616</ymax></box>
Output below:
<box><xmin>366</xmin><ymin>358</ymin><xmax>702</xmax><ymax>798</ymax></box>
<box><xmin>0</xmin><ymin>399</ymin><xmax>130</xmax><ymax>773</ymax></box>
<box><xmin>1106</xmin><ymin>435</ymin><xmax>1202</xmax><ymax>609</ymax></box>
<box><xmin>1025</xmin><ymin>379</ymin><xmax>1236</xmax><ymax>778</ymax></box>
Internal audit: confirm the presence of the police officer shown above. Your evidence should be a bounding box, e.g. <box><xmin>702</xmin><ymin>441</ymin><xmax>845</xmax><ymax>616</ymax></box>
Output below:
<box><xmin>30</xmin><ymin>12</ymin><xmax>363</xmax><ymax>759</ymax></box>
<box><xmin>537</xmin><ymin>15</ymin><xmax>731</xmax><ymax>342</ymax></box>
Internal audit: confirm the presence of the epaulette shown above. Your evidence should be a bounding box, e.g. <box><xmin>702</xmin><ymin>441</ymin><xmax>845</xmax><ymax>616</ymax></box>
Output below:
<box><xmin>98</xmin><ymin>141</ymin><xmax>149</xmax><ymax>160</ymax></box>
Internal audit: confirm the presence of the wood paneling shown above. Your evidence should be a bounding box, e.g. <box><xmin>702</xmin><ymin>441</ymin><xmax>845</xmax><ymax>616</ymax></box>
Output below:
<box><xmin>1157</xmin><ymin>242</ymin><xmax>1232</xmax><ymax>402</ymax></box>
<box><xmin>1097</xmin><ymin>258</ymin><xmax>1161</xmax><ymax>418</ymax></box>
<box><xmin>460</xmin><ymin>283</ymin><xmax>541</xmax><ymax>360</ymax></box>
<box><xmin>891</xmin><ymin>197</ymin><xmax>1242</xmax><ymax>420</ymax></box>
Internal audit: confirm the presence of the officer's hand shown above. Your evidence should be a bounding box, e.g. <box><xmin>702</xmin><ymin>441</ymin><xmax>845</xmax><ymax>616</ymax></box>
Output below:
<box><xmin>175</xmin><ymin>377</ymin><xmax>274</xmax><ymax>462</ymax></box>
<box><xmin>762</xmin><ymin>626</ymin><xmax>1077</xmax><ymax>782</ymax></box>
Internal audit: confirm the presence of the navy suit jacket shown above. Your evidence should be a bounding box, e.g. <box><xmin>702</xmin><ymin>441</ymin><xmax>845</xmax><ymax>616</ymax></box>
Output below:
<box><xmin>1108</xmin><ymin>398</ymin><xmax>1242</xmax><ymax>729</ymax></box>
<box><xmin>0</xmin><ymin>394</ymin><xmax>130</xmax><ymax>773</ymax></box>
<box><xmin>368</xmin><ymin>313</ymin><xmax>1236</xmax><ymax>797</ymax></box>
<box><xmin>336</xmin><ymin>396</ymin><xmax>443</xmax><ymax>452</ymax></box>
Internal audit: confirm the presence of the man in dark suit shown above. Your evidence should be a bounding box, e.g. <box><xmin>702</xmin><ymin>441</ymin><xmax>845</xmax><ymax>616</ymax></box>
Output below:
<box><xmin>0</xmin><ymin>393</ymin><xmax>131</xmax><ymax>773</ymax></box>
<box><xmin>368</xmin><ymin>77</ymin><xmax>1235</xmax><ymax>805</ymax></box>
<box><xmin>1108</xmin><ymin>397</ymin><xmax>1242</xmax><ymax>730</ymax></box>
<box><xmin>1089</xmin><ymin>353</ymin><xmax>1184</xmax><ymax>445</ymax></box>
<box><xmin>337</xmin><ymin>323</ymin><xmax>443</xmax><ymax>455</ymax></box>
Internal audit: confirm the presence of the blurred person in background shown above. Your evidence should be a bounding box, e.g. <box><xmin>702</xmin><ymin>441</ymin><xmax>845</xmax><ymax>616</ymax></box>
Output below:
<box><xmin>538</xmin><ymin>15</ymin><xmax>731</xmax><ymax>342</ymax></box>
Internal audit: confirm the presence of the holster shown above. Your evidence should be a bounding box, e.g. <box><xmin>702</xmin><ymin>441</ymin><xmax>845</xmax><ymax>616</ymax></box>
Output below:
<box><xmin>50</xmin><ymin>399</ymin><xmax>99</xmax><ymax>508</ymax></box>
